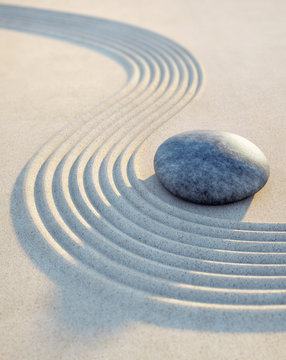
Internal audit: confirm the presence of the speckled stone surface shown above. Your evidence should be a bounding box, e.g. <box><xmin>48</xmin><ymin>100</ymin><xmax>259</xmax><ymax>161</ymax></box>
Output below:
<box><xmin>154</xmin><ymin>130</ymin><xmax>270</xmax><ymax>205</ymax></box>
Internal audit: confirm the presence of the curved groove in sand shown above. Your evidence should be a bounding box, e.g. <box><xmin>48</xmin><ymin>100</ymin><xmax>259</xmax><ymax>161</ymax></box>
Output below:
<box><xmin>4</xmin><ymin>5</ymin><xmax>286</xmax><ymax>309</ymax></box>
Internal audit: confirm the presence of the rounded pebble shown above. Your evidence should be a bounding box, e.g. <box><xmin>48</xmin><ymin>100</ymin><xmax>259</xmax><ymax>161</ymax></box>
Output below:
<box><xmin>154</xmin><ymin>130</ymin><xmax>270</xmax><ymax>205</ymax></box>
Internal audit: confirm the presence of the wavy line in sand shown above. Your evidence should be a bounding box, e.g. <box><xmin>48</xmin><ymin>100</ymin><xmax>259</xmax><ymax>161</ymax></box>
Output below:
<box><xmin>4</xmin><ymin>5</ymin><xmax>286</xmax><ymax>311</ymax></box>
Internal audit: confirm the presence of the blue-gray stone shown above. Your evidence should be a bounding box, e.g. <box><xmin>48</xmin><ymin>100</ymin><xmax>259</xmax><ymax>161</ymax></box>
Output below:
<box><xmin>154</xmin><ymin>130</ymin><xmax>270</xmax><ymax>205</ymax></box>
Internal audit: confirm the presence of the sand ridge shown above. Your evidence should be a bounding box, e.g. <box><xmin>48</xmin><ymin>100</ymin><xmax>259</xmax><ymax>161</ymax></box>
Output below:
<box><xmin>2</xmin><ymin>4</ymin><xmax>286</xmax><ymax>320</ymax></box>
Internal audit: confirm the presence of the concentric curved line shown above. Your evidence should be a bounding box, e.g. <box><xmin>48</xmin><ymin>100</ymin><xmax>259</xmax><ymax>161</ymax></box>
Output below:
<box><xmin>4</xmin><ymin>5</ymin><xmax>286</xmax><ymax>310</ymax></box>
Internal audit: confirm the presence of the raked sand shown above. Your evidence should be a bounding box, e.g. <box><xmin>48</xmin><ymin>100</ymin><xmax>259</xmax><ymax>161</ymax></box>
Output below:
<box><xmin>1</xmin><ymin>1</ymin><xmax>286</xmax><ymax>359</ymax></box>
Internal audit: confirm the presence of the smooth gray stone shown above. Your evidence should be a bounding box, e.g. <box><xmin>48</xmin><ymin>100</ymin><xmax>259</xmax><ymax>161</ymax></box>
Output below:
<box><xmin>154</xmin><ymin>130</ymin><xmax>270</xmax><ymax>205</ymax></box>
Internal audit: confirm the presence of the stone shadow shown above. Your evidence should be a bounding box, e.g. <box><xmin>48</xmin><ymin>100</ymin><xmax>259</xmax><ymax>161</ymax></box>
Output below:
<box><xmin>143</xmin><ymin>174</ymin><xmax>254</xmax><ymax>222</ymax></box>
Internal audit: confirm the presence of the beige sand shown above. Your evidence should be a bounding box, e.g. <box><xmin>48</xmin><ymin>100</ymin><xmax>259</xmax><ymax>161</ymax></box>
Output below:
<box><xmin>1</xmin><ymin>1</ymin><xmax>286</xmax><ymax>359</ymax></box>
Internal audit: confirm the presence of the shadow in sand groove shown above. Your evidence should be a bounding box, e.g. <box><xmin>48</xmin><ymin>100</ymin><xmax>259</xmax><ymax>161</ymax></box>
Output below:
<box><xmin>6</xmin><ymin>4</ymin><xmax>286</xmax><ymax>333</ymax></box>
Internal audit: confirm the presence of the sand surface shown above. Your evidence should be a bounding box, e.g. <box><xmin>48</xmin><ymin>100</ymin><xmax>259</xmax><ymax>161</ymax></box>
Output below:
<box><xmin>1</xmin><ymin>1</ymin><xmax>286</xmax><ymax>359</ymax></box>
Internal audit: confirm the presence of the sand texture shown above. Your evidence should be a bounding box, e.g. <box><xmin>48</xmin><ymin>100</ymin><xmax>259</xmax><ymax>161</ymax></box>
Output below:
<box><xmin>1</xmin><ymin>1</ymin><xmax>286</xmax><ymax>359</ymax></box>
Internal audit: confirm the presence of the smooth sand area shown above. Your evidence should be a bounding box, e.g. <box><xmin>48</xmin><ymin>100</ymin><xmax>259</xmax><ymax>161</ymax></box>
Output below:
<box><xmin>1</xmin><ymin>1</ymin><xmax>286</xmax><ymax>359</ymax></box>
